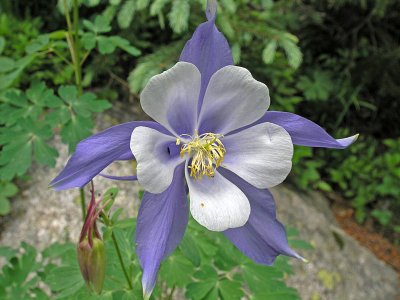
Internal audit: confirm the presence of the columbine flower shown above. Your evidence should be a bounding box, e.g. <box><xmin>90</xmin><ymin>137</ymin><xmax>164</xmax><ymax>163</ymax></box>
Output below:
<box><xmin>51</xmin><ymin>0</ymin><xmax>357</xmax><ymax>297</ymax></box>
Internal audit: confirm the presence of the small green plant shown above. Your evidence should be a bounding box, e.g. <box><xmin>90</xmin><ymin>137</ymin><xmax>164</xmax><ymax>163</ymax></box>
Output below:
<box><xmin>0</xmin><ymin>187</ymin><xmax>309</xmax><ymax>300</ymax></box>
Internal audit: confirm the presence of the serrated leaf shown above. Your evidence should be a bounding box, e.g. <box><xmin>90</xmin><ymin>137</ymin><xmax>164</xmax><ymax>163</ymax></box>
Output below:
<box><xmin>81</xmin><ymin>32</ymin><xmax>97</xmax><ymax>50</ymax></box>
<box><xmin>117</xmin><ymin>0</ymin><xmax>135</xmax><ymax>29</ymax></box>
<box><xmin>159</xmin><ymin>253</ymin><xmax>194</xmax><ymax>287</ymax></box>
<box><xmin>109</xmin><ymin>36</ymin><xmax>141</xmax><ymax>56</ymax></box>
<box><xmin>279</xmin><ymin>39</ymin><xmax>302</xmax><ymax>69</ymax></box>
<box><xmin>168</xmin><ymin>0</ymin><xmax>190</xmax><ymax>34</ymax></box>
<box><xmin>61</xmin><ymin>114</ymin><xmax>93</xmax><ymax>152</ymax></box>
<box><xmin>179</xmin><ymin>233</ymin><xmax>201</xmax><ymax>267</ymax></box>
<box><xmin>219</xmin><ymin>279</ymin><xmax>243</xmax><ymax>300</ymax></box>
<box><xmin>136</xmin><ymin>0</ymin><xmax>150</xmax><ymax>10</ymax></box>
<box><xmin>33</xmin><ymin>138</ymin><xmax>58</xmax><ymax>167</ymax></box>
<box><xmin>98</xmin><ymin>36</ymin><xmax>117</xmax><ymax>54</ymax></box>
<box><xmin>94</xmin><ymin>15</ymin><xmax>112</xmax><ymax>33</ymax></box>
<box><xmin>150</xmin><ymin>0</ymin><xmax>170</xmax><ymax>15</ymax></box>
<box><xmin>0</xmin><ymin>141</ymin><xmax>32</xmax><ymax>180</ymax></box>
<box><xmin>262</xmin><ymin>40</ymin><xmax>277</xmax><ymax>64</ymax></box>
<box><xmin>46</xmin><ymin>265</ymin><xmax>84</xmax><ymax>297</ymax></box>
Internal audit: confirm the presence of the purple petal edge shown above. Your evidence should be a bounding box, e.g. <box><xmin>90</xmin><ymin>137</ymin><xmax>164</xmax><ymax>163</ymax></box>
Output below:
<box><xmin>220</xmin><ymin>168</ymin><xmax>303</xmax><ymax>265</ymax></box>
<box><xmin>50</xmin><ymin>121</ymin><xmax>169</xmax><ymax>190</ymax></box>
<box><xmin>136</xmin><ymin>164</ymin><xmax>188</xmax><ymax>298</ymax></box>
<box><xmin>256</xmin><ymin>111</ymin><xmax>358</xmax><ymax>149</ymax></box>
<box><xmin>179</xmin><ymin>0</ymin><xmax>233</xmax><ymax>113</ymax></box>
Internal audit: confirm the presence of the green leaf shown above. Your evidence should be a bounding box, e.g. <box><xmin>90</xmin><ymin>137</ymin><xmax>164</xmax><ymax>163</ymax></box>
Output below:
<box><xmin>150</xmin><ymin>0</ymin><xmax>171</xmax><ymax>16</ymax></box>
<box><xmin>0</xmin><ymin>57</ymin><xmax>16</xmax><ymax>72</ymax></box>
<box><xmin>279</xmin><ymin>39</ymin><xmax>302</xmax><ymax>69</ymax></box>
<box><xmin>159</xmin><ymin>253</ymin><xmax>194</xmax><ymax>287</ymax></box>
<box><xmin>101</xmin><ymin>187</ymin><xmax>119</xmax><ymax>213</ymax></box>
<box><xmin>46</xmin><ymin>265</ymin><xmax>84</xmax><ymax>298</ymax></box>
<box><xmin>0</xmin><ymin>140</ymin><xmax>32</xmax><ymax>180</ymax></box>
<box><xmin>219</xmin><ymin>279</ymin><xmax>243</xmax><ymax>300</ymax></box>
<box><xmin>0</xmin><ymin>37</ymin><xmax>5</xmax><ymax>54</ymax></box>
<box><xmin>84</xmin><ymin>16</ymin><xmax>111</xmax><ymax>33</ymax></box>
<box><xmin>0</xmin><ymin>197</ymin><xmax>11</xmax><ymax>215</ymax></box>
<box><xmin>61</xmin><ymin>114</ymin><xmax>93</xmax><ymax>152</ymax></box>
<box><xmin>33</xmin><ymin>138</ymin><xmax>58</xmax><ymax>167</ymax></box>
<box><xmin>168</xmin><ymin>0</ymin><xmax>190</xmax><ymax>34</ymax></box>
<box><xmin>117</xmin><ymin>0</ymin><xmax>135</xmax><ymax>29</ymax></box>
<box><xmin>179</xmin><ymin>233</ymin><xmax>201</xmax><ymax>267</ymax></box>
<box><xmin>98</xmin><ymin>36</ymin><xmax>117</xmax><ymax>54</ymax></box>
<box><xmin>81</xmin><ymin>32</ymin><xmax>97</xmax><ymax>50</ymax></box>
<box><xmin>25</xmin><ymin>35</ymin><xmax>50</xmax><ymax>54</ymax></box>
<box><xmin>109</xmin><ymin>36</ymin><xmax>141</xmax><ymax>56</ymax></box>
<box><xmin>262</xmin><ymin>40</ymin><xmax>277</xmax><ymax>64</ymax></box>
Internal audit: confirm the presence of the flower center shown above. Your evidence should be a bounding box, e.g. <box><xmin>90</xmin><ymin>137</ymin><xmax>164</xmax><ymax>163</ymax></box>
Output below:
<box><xmin>177</xmin><ymin>131</ymin><xmax>226</xmax><ymax>180</ymax></box>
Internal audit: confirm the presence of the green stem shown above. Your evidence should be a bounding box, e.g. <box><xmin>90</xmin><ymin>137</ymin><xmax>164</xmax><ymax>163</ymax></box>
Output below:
<box><xmin>72</xmin><ymin>0</ymin><xmax>82</xmax><ymax>95</ymax></box>
<box><xmin>79</xmin><ymin>189</ymin><xmax>86</xmax><ymax>221</ymax></box>
<box><xmin>167</xmin><ymin>285</ymin><xmax>176</xmax><ymax>300</ymax></box>
<box><xmin>101</xmin><ymin>213</ymin><xmax>133</xmax><ymax>290</ymax></box>
<box><xmin>64</xmin><ymin>0</ymin><xmax>86</xmax><ymax>220</ymax></box>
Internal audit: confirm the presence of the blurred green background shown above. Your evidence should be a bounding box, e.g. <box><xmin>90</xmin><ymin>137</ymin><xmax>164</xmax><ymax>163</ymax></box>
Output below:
<box><xmin>0</xmin><ymin>0</ymin><xmax>399</xmax><ymax>263</ymax></box>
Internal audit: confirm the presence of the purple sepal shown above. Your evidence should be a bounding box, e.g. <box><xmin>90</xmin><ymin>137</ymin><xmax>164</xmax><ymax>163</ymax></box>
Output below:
<box><xmin>220</xmin><ymin>168</ymin><xmax>302</xmax><ymax>265</ymax></box>
<box><xmin>136</xmin><ymin>164</ymin><xmax>188</xmax><ymax>298</ymax></box>
<box><xmin>179</xmin><ymin>0</ymin><xmax>233</xmax><ymax>112</ymax></box>
<box><xmin>50</xmin><ymin>121</ymin><xmax>169</xmax><ymax>190</ymax></box>
<box><xmin>257</xmin><ymin>111</ymin><xmax>358</xmax><ymax>149</ymax></box>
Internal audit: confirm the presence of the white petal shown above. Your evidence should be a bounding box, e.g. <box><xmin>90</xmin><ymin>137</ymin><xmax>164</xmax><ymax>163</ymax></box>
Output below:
<box><xmin>222</xmin><ymin>122</ymin><xmax>293</xmax><ymax>189</ymax></box>
<box><xmin>186</xmin><ymin>163</ymin><xmax>251</xmax><ymax>232</ymax></box>
<box><xmin>131</xmin><ymin>126</ymin><xmax>184</xmax><ymax>194</ymax></box>
<box><xmin>198</xmin><ymin>66</ymin><xmax>269</xmax><ymax>134</ymax></box>
<box><xmin>140</xmin><ymin>62</ymin><xmax>201</xmax><ymax>136</ymax></box>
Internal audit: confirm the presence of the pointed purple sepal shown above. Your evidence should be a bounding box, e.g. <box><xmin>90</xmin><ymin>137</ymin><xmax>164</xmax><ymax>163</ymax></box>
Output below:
<box><xmin>50</xmin><ymin>121</ymin><xmax>169</xmax><ymax>190</ymax></box>
<box><xmin>220</xmin><ymin>168</ymin><xmax>302</xmax><ymax>265</ymax></box>
<box><xmin>136</xmin><ymin>164</ymin><xmax>188</xmax><ymax>298</ymax></box>
<box><xmin>257</xmin><ymin>111</ymin><xmax>358</xmax><ymax>149</ymax></box>
<box><xmin>179</xmin><ymin>0</ymin><xmax>233</xmax><ymax>112</ymax></box>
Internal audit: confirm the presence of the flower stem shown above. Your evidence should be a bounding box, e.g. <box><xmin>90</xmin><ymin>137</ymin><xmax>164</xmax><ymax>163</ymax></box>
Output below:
<box><xmin>79</xmin><ymin>189</ymin><xmax>87</xmax><ymax>221</ymax></box>
<box><xmin>167</xmin><ymin>285</ymin><xmax>176</xmax><ymax>300</ymax></box>
<box><xmin>101</xmin><ymin>213</ymin><xmax>133</xmax><ymax>290</ymax></box>
<box><xmin>64</xmin><ymin>0</ymin><xmax>86</xmax><ymax>220</ymax></box>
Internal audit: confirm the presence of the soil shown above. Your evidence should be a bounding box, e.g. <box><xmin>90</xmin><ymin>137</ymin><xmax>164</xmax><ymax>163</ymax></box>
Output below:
<box><xmin>332</xmin><ymin>203</ymin><xmax>400</xmax><ymax>277</ymax></box>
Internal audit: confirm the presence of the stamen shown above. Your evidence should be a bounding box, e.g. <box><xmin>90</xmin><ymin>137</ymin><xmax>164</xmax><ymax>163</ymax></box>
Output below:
<box><xmin>179</xmin><ymin>131</ymin><xmax>226</xmax><ymax>180</ymax></box>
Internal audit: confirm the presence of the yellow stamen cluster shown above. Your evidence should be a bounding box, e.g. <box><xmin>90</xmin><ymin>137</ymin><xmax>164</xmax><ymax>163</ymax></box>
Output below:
<box><xmin>177</xmin><ymin>132</ymin><xmax>226</xmax><ymax>180</ymax></box>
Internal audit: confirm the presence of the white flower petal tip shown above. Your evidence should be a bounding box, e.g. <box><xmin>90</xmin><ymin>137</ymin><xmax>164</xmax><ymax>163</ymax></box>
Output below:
<box><xmin>352</xmin><ymin>133</ymin><xmax>360</xmax><ymax>142</ymax></box>
<box><xmin>140</xmin><ymin>62</ymin><xmax>201</xmax><ymax>135</ymax></box>
<box><xmin>186</xmin><ymin>166</ymin><xmax>251</xmax><ymax>232</ymax></box>
<box><xmin>199</xmin><ymin>65</ymin><xmax>270</xmax><ymax>134</ymax></box>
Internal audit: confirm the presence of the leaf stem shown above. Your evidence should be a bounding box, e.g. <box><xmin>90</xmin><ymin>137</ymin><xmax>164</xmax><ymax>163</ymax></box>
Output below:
<box><xmin>101</xmin><ymin>213</ymin><xmax>133</xmax><ymax>290</ymax></box>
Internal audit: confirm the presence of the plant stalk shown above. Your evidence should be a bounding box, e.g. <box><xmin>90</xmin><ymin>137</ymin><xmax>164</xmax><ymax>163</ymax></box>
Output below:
<box><xmin>101</xmin><ymin>213</ymin><xmax>133</xmax><ymax>290</ymax></box>
<box><xmin>64</xmin><ymin>0</ymin><xmax>86</xmax><ymax>220</ymax></box>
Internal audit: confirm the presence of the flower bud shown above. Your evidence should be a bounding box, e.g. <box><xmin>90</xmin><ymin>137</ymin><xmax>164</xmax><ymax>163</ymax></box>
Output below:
<box><xmin>77</xmin><ymin>237</ymin><xmax>106</xmax><ymax>294</ymax></box>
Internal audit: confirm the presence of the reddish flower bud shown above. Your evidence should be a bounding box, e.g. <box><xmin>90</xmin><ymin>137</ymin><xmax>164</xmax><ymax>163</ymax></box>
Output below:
<box><xmin>77</xmin><ymin>183</ymin><xmax>108</xmax><ymax>294</ymax></box>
